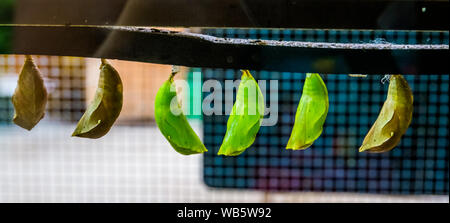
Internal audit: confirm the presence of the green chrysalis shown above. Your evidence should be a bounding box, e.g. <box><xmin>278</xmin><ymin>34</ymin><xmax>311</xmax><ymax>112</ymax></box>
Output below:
<box><xmin>154</xmin><ymin>70</ymin><xmax>207</xmax><ymax>155</ymax></box>
<box><xmin>12</xmin><ymin>55</ymin><xmax>48</xmax><ymax>130</ymax></box>
<box><xmin>286</xmin><ymin>73</ymin><xmax>329</xmax><ymax>150</ymax></box>
<box><xmin>359</xmin><ymin>74</ymin><xmax>413</xmax><ymax>153</ymax></box>
<box><xmin>72</xmin><ymin>59</ymin><xmax>123</xmax><ymax>138</ymax></box>
<box><xmin>218</xmin><ymin>70</ymin><xmax>265</xmax><ymax>156</ymax></box>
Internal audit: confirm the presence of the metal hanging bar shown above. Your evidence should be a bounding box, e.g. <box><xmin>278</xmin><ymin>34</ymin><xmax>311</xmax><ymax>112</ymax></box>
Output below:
<box><xmin>0</xmin><ymin>25</ymin><xmax>448</xmax><ymax>74</ymax></box>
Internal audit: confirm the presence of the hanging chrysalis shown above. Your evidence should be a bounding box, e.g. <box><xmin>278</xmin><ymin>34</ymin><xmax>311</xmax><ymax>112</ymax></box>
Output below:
<box><xmin>359</xmin><ymin>74</ymin><xmax>413</xmax><ymax>153</ymax></box>
<box><xmin>286</xmin><ymin>73</ymin><xmax>329</xmax><ymax>150</ymax></box>
<box><xmin>72</xmin><ymin>59</ymin><xmax>123</xmax><ymax>138</ymax></box>
<box><xmin>11</xmin><ymin>55</ymin><xmax>48</xmax><ymax>130</ymax></box>
<box><xmin>154</xmin><ymin>68</ymin><xmax>207</xmax><ymax>155</ymax></box>
<box><xmin>218</xmin><ymin>70</ymin><xmax>265</xmax><ymax>156</ymax></box>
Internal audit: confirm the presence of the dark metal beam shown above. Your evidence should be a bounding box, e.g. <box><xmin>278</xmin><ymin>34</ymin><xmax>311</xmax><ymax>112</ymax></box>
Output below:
<box><xmin>2</xmin><ymin>0</ymin><xmax>449</xmax><ymax>30</ymax></box>
<box><xmin>0</xmin><ymin>25</ymin><xmax>448</xmax><ymax>74</ymax></box>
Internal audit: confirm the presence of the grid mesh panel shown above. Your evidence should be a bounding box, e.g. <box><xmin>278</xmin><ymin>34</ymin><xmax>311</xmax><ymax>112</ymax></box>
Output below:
<box><xmin>0</xmin><ymin>55</ymin><xmax>86</xmax><ymax>123</ymax></box>
<box><xmin>202</xmin><ymin>29</ymin><xmax>449</xmax><ymax>195</ymax></box>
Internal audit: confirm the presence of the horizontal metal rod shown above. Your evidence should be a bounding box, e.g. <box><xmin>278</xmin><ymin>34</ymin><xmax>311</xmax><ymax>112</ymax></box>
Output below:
<box><xmin>1</xmin><ymin>0</ymin><xmax>448</xmax><ymax>30</ymax></box>
<box><xmin>0</xmin><ymin>25</ymin><xmax>448</xmax><ymax>74</ymax></box>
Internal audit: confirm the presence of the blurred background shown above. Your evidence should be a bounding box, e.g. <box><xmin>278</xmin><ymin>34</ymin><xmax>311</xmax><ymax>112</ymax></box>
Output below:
<box><xmin>0</xmin><ymin>0</ymin><xmax>449</xmax><ymax>203</ymax></box>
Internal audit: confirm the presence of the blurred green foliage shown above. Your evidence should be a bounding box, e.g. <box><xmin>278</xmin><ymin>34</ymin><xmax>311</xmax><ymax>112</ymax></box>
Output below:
<box><xmin>0</xmin><ymin>0</ymin><xmax>14</xmax><ymax>52</ymax></box>
<box><xmin>0</xmin><ymin>0</ymin><xmax>14</xmax><ymax>22</ymax></box>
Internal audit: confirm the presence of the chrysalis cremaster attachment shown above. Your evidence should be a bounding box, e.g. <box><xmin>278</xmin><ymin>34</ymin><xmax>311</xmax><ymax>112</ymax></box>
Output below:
<box><xmin>286</xmin><ymin>73</ymin><xmax>329</xmax><ymax>150</ymax></box>
<box><xmin>218</xmin><ymin>70</ymin><xmax>265</xmax><ymax>156</ymax></box>
<box><xmin>359</xmin><ymin>74</ymin><xmax>413</xmax><ymax>153</ymax></box>
<box><xmin>11</xmin><ymin>55</ymin><xmax>48</xmax><ymax>130</ymax></box>
<box><xmin>154</xmin><ymin>69</ymin><xmax>207</xmax><ymax>155</ymax></box>
<box><xmin>72</xmin><ymin>59</ymin><xmax>123</xmax><ymax>138</ymax></box>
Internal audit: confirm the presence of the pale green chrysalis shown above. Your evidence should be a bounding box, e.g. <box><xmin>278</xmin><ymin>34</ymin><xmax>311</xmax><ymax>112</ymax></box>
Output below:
<box><xmin>12</xmin><ymin>55</ymin><xmax>48</xmax><ymax>130</ymax></box>
<box><xmin>154</xmin><ymin>69</ymin><xmax>207</xmax><ymax>155</ymax></box>
<box><xmin>72</xmin><ymin>59</ymin><xmax>123</xmax><ymax>138</ymax></box>
<box><xmin>359</xmin><ymin>74</ymin><xmax>413</xmax><ymax>153</ymax></box>
<box><xmin>286</xmin><ymin>73</ymin><xmax>329</xmax><ymax>150</ymax></box>
<box><xmin>218</xmin><ymin>70</ymin><xmax>265</xmax><ymax>156</ymax></box>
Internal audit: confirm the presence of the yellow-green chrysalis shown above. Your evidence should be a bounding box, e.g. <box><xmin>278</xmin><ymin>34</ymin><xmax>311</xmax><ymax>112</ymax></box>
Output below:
<box><xmin>72</xmin><ymin>59</ymin><xmax>123</xmax><ymax>138</ymax></box>
<box><xmin>359</xmin><ymin>74</ymin><xmax>413</xmax><ymax>153</ymax></box>
<box><xmin>154</xmin><ymin>69</ymin><xmax>207</xmax><ymax>155</ymax></box>
<box><xmin>11</xmin><ymin>55</ymin><xmax>48</xmax><ymax>130</ymax></box>
<box><xmin>218</xmin><ymin>70</ymin><xmax>265</xmax><ymax>156</ymax></box>
<box><xmin>286</xmin><ymin>73</ymin><xmax>329</xmax><ymax>150</ymax></box>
